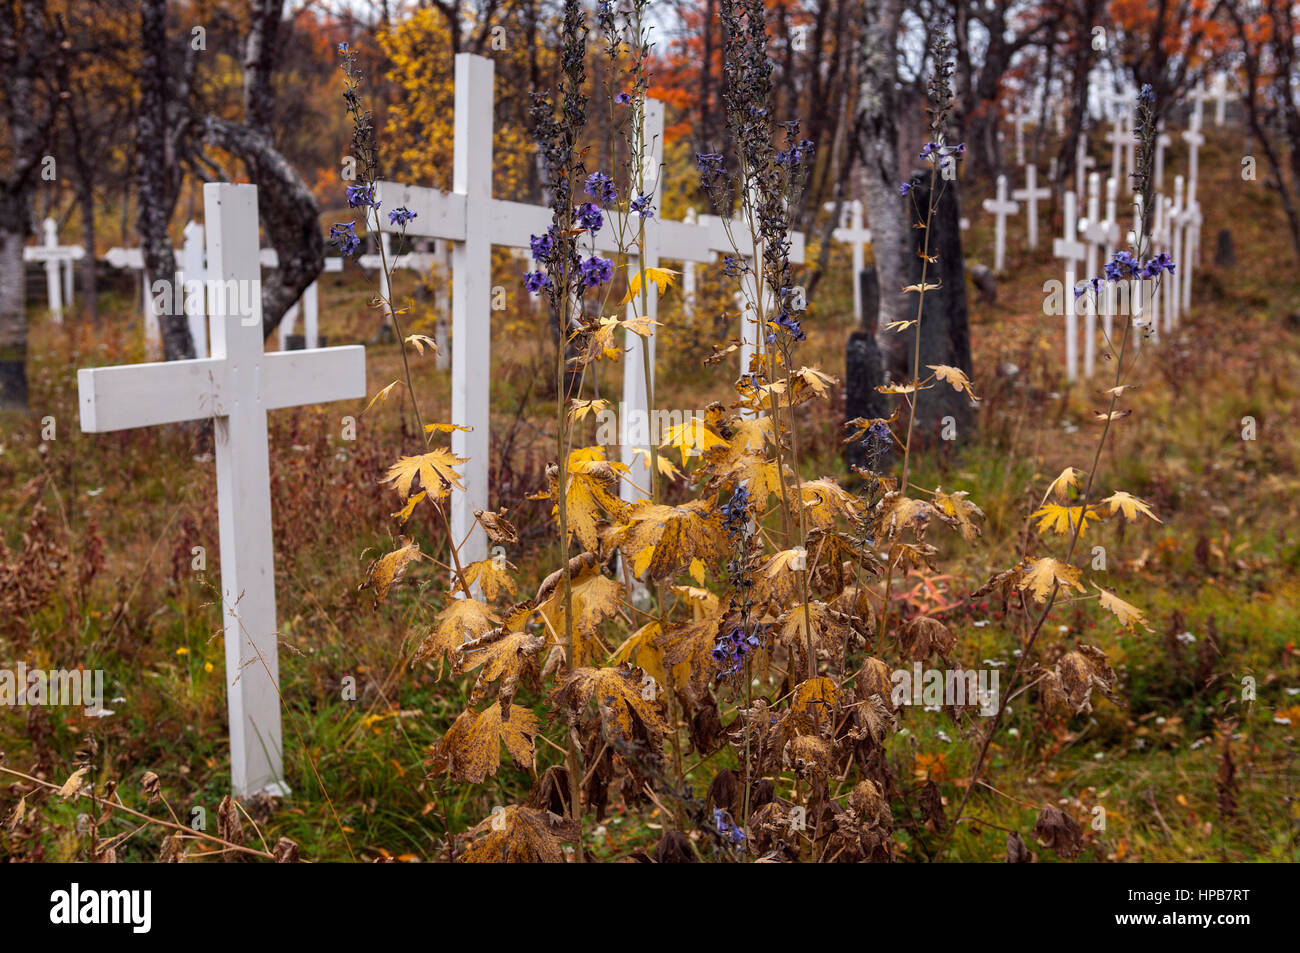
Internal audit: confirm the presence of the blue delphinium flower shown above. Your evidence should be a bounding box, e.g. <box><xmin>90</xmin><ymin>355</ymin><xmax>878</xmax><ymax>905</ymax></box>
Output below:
<box><xmin>615</xmin><ymin>91</ymin><xmax>632</xmax><ymax>105</ymax></box>
<box><xmin>579</xmin><ymin>256</ymin><xmax>613</xmax><ymax>287</ymax></box>
<box><xmin>584</xmin><ymin>171</ymin><xmax>617</xmax><ymax>206</ymax></box>
<box><xmin>712</xmin><ymin>624</ymin><xmax>761</xmax><ymax>676</ymax></box>
<box><xmin>576</xmin><ymin>202</ymin><xmax>603</xmax><ymax>233</ymax></box>
<box><xmin>387</xmin><ymin>206</ymin><xmax>416</xmax><ymax>227</ymax></box>
<box><xmin>337</xmin><ymin>42</ymin><xmax>348</xmax><ymax>55</ymax></box>
<box><xmin>524</xmin><ymin>271</ymin><xmax>550</xmax><ymax>294</ymax></box>
<box><xmin>1104</xmin><ymin>250</ymin><xmax>1141</xmax><ymax>282</ymax></box>
<box><xmin>722</xmin><ymin>255</ymin><xmax>749</xmax><ymax>277</ymax></box>
<box><xmin>630</xmin><ymin>195</ymin><xmax>655</xmax><ymax>219</ymax></box>
<box><xmin>696</xmin><ymin>152</ymin><xmax>725</xmax><ymax>173</ymax></box>
<box><xmin>529</xmin><ymin>227</ymin><xmax>556</xmax><ymax>262</ymax></box>
<box><xmin>328</xmin><ymin>221</ymin><xmax>360</xmax><ymax>257</ymax></box>
<box><xmin>899</xmin><ymin>182</ymin><xmax>913</xmax><ymax>196</ymax></box>
<box><xmin>346</xmin><ymin>184</ymin><xmax>378</xmax><ymax>209</ymax></box>
<box><xmin>1142</xmin><ymin>253</ymin><xmax>1175</xmax><ymax>277</ymax></box>
<box><xmin>720</xmin><ymin>484</ymin><xmax>751</xmax><ymax>538</ymax></box>
<box><xmin>713</xmin><ymin>807</ymin><xmax>747</xmax><ymax>846</ymax></box>
<box><xmin>1074</xmin><ymin>276</ymin><xmax>1103</xmax><ymax>299</ymax></box>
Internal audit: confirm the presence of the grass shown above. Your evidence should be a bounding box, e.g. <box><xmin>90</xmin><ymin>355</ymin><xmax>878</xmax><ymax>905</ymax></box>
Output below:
<box><xmin>2</xmin><ymin>123</ymin><xmax>1299</xmax><ymax>862</ymax></box>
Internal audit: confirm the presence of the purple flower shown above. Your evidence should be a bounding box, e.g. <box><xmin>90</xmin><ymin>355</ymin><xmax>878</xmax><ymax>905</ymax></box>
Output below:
<box><xmin>899</xmin><ymin>182</ymin><xmax>913</xmax><ymax>196</ymax></box>
<box><xmin>579</xmin><ymin>256</ymin><xmax>614</xmax><ymax>287</ymax></box>
<box><xmin>387</xmin><ymin>206</ymin><xmax>417</xmax><ymax>227</ymax></box>
<box><xmin>720</xmin><ymin>484</ymin><xmax>751</xmax><ymax>538</ymax></box>
<box><xmin>630</xmin><ymin>195</ymin><xmax>655</xmax><ymax>219</ymax></box>
<box><xmin>524</xmin><ymin>271</ymin><xmax>550</xmax><ymax>294</ymax></box>
<box><xmin>1104</xmin><ymin>250</ymin><xmax>1141</xmax><ymax>282</ymax></box>
<box><xmin>713</xmin><ymin>807</ymin><xmax>746</xmax><ymax>845</ymax></box>
<box><xmin>1074</xmin><ymin>276</ymin><xmax>1103</xmax><ymax>299</ymax></box>
<box><xmin>337</xmin><ymin>42</ymin><xmax>349</xmax><ymax>55</ymax></box>
<box><xmin>346</xmin><ymin>184</ymin><xmax>377</xmax><ymax>209</ymax></box>
<box><xmin>696</xmin><ymin>152</ymin><xmax>725</xmax><ymax>173</ymax></box>
<box><xmin>1142</xmin><ymin>253</ymin><xmax>1175</xmax><ymax>278</ymax></box>
<box><xmin>584</xmin><ymin>171</ymin><xmax>617</xmax><ymax>206</ymax></box>
<box><xmin>576</xmin><ymin>202</ymin><xmax>603</xmax><ymax>233</ymax></box>
<box><xmin>615</xmin><ymin>91</ymin><xmax>632</xmax><ymax>105</ymax></box>
<box><xmin>328</xmin><ymin>221</ymin><xmax>360</xmax><ymax>257</ymax></box>
<box><xmin>529</xmin><ymin>229</ymin><xmax>554</xmax><ymax>262</ymax></box>
<box><xmin>722</xmin><ymin>255</ymin><xmax>749</xmax><ymax>277</ymax></box>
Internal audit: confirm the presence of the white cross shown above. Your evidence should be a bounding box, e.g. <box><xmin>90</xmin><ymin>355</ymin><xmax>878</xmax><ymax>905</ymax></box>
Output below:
<box><xmin>77</xmin><ymin>183</ymin><xmax>367</xmax><ymax>796</ymax></box>
<box><xmin>1168</xmin><ymin>176</ymin><xmax>1186</xmax><ymax>326</ymax></box>
<box><xmin>1155</xmin><ymin>122</ymin><xmax>1171</xmax><ymax>190</ymax></box>
<box><xmin>1076</xmin><ymin>172</ymin><xmax>1115</xmax><ymax>376</ymax></box>
<box><xmin>681</xmin><ymin>207</ymin><xmax>699</xmax><ymax>322</ymax></box>
<box><xmin>376</xmin><ymin>54</ymin><xmax>719</xmax><ymax>563</ymax></box>
<box><xmin>1181</xmin><ymin>198</ymin><xmax>1200</xmax><ymax>311</ymax></box>
<box><xmin>981</xmin><ymin>174</ymin><xmax>1020</xmax><ymax>273</ymax></box>
<box><xmin>830</xmin><ymin>199</ymin><xmax>871</xmax><ymax>319</ymax></box>
<box><xmin>1012</xmin><ymin>164</ymin><xmax>1051</xmax><ymax>249</ymax></box>
<box><xmin>24</xmin><ymin>217</ymin><xmax>84</xmax><ymax>325</ymax></box>
<box><xmin>1053</xmin><ymin>189</ymin><xmax>1087</xmax><ymax>381</ymax></box>
<box><xmin>1182</xmin><ymin>113</ymin><xmax>1204</xmax><ymax>209</ymax></box>
<box><xmin>1074</xmin><ymin>134</ymin><xmax>1096</xmax><ymax>205</ymax></box>
<box><xmin>1100</xmin><ymin>176</ymin><xmax>1122</xmax><ymax>342</ymax></box>
<box><xmin>1105</xmin><ymin>114</ymin><xmax>1126</xmax><ymax>189</ymax></box>
<box><xmin>1193</xmin><ymin>74</ymin><xmax>1229</xmax><ymax>127</ymax></box>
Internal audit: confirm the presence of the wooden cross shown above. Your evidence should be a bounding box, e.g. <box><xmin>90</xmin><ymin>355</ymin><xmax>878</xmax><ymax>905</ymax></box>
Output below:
<box><xmin>77</xmin><ymin>183</ymin><xmax>367</xmax><ymax>797</ymax></box>
<box><xmin>1074</xmin><ymin>134</ymin><xmax>1096</xmax><ymax>206</ymax></box>
<box><xmin>1105</xmin><ymin>114</ymin><xmax>1126</xmax><ymax>189</ymax></box>
<box><xmin>24</xmin><ymin>217</ymin><xmax>84</xmax><ymax>325</ymax></box>
<box><xmin>830</xmin><ymin>199</ymin><xmax>872</xmax><ymax>320</ymax></box>
<box><xmin>981</xmin><ymin>174</ymin><xmax>1020</xmax><ymax>273</ymax></box>
<box><xmin>1076</xmin><ymin>172</ymin><xmax>1115</xmax><ymax>376</ymax></box>
<box><xmin>1168</xmin><ymin>176</ymin><xmax>1186</xmax><ymax>326</ymax></box>
<box><xmin>1012</xmin><ymin>164</ymin><xmax>1051</xmax><ymax>250</ymax></box>
<box><xmin>1182</xmin><ymin>113</ymin><xmax>1204</xmax><ymax>209</ymax></box>
<box><xmin>681</xmin><ymin>207</ymin><xmax>699</xmax><ymax>322</ymax></box>
<box><xmin>376</xmin><ymin>54</ymin><xmax>718</xmax><ymax>559</ymax></box>
<box><xmin>1155</xmin><ymin>122</ymin><xmax>1171</xmax><ymax>190</ymax></box>
<box><xmin>1053</xmin><ymin>189</ymin><xmax>1087</xmax><ymax>381</ymax></box>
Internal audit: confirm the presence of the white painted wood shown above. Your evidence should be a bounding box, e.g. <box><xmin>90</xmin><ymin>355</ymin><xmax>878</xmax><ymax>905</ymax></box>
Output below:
<box><xmin>77</xmin><ymin>183</ymin><xmax>367</xmax><ymax>797</ymax></box>
<box><xmin>1074</xmin><ymin>134</ymin><xmax>1095</xmax><ymax>200</ymax></box>
<box><xmin>981</xmin><ymin>174</ymin><xmax>1019</xmax><ymax>273</ymax></box>
<box><xmin>681</xmin><ymin>207</ymin><xmax>698</xmax><ymax>322</ymax></box>
<box><xmin>1053</xmin><ymin>190</ymin><xmax>1086</xmax><ymax>381</ymax></box>
<box><xmin>831</xmin><ymin>199</ymin><xmax>871</xmax><ymax>319</ymax></box>
<box><xmin>1169</xmin><ymin>176</ymin><xmax>1185</xmax><ymax>326</ymax></box>
<box><xmin>1012</xmin><ymin>165</ymin><xmax>1050</xmax><ymax>249</ymax></box>
<box><xmin>1076</xmin><ymin>172</ymin><xmax>1108</xmax><ymax>377</ymax></box>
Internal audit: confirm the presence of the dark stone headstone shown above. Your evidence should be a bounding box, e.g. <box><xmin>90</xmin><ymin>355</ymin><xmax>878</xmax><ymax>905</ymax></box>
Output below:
<box><xmin>286</xmin><ymin>334</ymin><xmax>306</xmax><ymax>351</ymax></box>
<box><xmin>845</xmin><ymin>266</ymin><xmax>888</xmax><ymax>471</ymax></box>
<box><xmin>1214</xmin><ymin>228</ymin><xmax>1235</xmax><ymax>268</ymax></box>
<box><xmin>858</xmin><ymin>266</ymin><xmax>880</xmax><ymax>329</ymax></box>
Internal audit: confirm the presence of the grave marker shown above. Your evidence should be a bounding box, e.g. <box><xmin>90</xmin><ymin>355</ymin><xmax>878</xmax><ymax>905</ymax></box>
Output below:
<box><xmin>1053</xmin><ymin>189</ymin><xmax>1086</xmax><ymax>381</ymax></box>
<box><xmin>981</xmin><ymin>174</ymin><xmax>1019</xmax><ymax>273</ymax></box>
<box><xmin>77</xmin><ymin>183</ymin><xmax>367</xmax><ymax>796</ymax></box>
<box><xmin>1012</xmin><ymin>164</ymin><xmax>1051</xmax><ymax>249</ymax></box>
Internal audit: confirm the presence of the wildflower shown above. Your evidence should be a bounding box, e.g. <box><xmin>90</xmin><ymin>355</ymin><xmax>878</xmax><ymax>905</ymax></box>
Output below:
<box><xmin>328</xmin><ymin>221</ymin><xmax>361</xmax><ymax>257</ymax></box>
<box><xmin>615</xmin><ymin>91</ymin><xmax>632</xmax><ymax>105</ymax></box>
<box><xmin>630</xmin><ymin>195</ymin><xmax>655</xmax><ymax>219</ymax></box>
<box><xmin>529</xmin><ymin>231</ymin><xmax>553</xmax><ymax>262</ymax></box>
<box><xmin>1139</xmin><ymin>83</ymin><xmax>1155</xmax><ymax>103</ymax></box>
<box><xmin>1073</xmin><ymin>276</ymin><xmax>1103</xmax><ymax>299</ymax></box>
<box><xmin>1104</xmin><ymin>250</ymin><xmax>1141</xmax><ymax>282</ymax></box>
<box><xmin>696</xmin><ymin>152</ymin><xmax>725</xmax><ymax>173</ymax></box>
<box><xmin>387</xmin><ymin>206</ymin><xmax>417</xmax><ymax>227</ymax></box>
<box><xmin>720</xmin><ymin>484</ymin><xmax>751</xmax><ymax>538</ymax></box>
<box><xmin>575</xmin><ymin>202</ymin><xmax>603</xmax><ymax>233</ymax></box>
<box><xmin>346</xmin><ymin>184</ymin><xmax>378</xmax><ymax>209</ymax></box>
<box><xmin>713</xmin><ymin>807</ymin><xmax>747</xmax><ymax>845</ymax></box>
<box><xmin>524</xmin><ymin>271</ymin><xmax>550</xmax><ymax>294</ymax></box>
<box><xmin>337</xmin><ymin>42</ymin><xmax>348</xmax><ymax>54</ymax></box>
<box><xmin>584</xmin><ymin>171</ymin><xmax>617</xmax><ymax>206</ymax></box>
<box><xmin>579</xmin><ymin>256</ymin><xmax>614</xmax><ymax>287</ymax></box>
<box><xmin>899</xmin><ymin>182</ymin><xmax>913</xmax><ymax>196</ymax></box>
<box><xmin>722</xmin><ymin>255</ymin><xmax>749</xmax><ymax>277</ymax></box>
<box><xmin>1142</xmin><ymin>252</ymin><xmax>1175</xmax><ymax>278</ymax></box>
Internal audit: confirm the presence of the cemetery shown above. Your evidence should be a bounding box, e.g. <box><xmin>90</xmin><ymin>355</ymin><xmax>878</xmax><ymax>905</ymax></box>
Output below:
<box><xmin>1</xmin><ymin>0</ymin><xmax>1298</xmax><ymax>878</ymax></box>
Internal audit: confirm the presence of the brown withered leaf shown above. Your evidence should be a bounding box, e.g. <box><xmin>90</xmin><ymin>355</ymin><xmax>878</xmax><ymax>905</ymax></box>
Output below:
<box><xmin>654</xmin><ymin>611</ymin><xmax>724</xmax><ymax>695</ymax></box>
<box><xmin>454</xmin><ymin>628</ymin><xmax>546</xmax><ymax>707</ymax></box>
<box><xmin>461</xmin><ymin>557</ymin><xmax>517</xmax><ymax>602</ymax></box>
<box><xmin>918</xmin><ymin>779</ymin><xmax>947</xmax><ymax>832</ymax></box>
<box><xmin>1005</xmin><ymin>830</ymin><xmax>1032</xmax><ymax>863</ymax></box>
<box><xmin>932</xmin><ymin>487</ymin><xmax>985</xmax><ymax>543</ymax></box>
<box><xmin>1033</xmin><ymin>804</ymin><xmax>1084</xmax><ymax>859</ymax></box>
<box><xmin>458</xmin><ymin>805</ymin><xmax>577</xmax><ymax>863</ymax></box>
<box><xmin>800</xmin><ymin>477</ymin><xmax>863</xmax><ymax>529</ymax></box>
<box><xmin>1050</xmin><ymin>644</ymin><xmax>1122</xmax><ymax>715</ymax></box>
<box><xmin>876</xmin><ymin>492</ymin><xmax>939</xmax><ymax>540</ymax></box>
<box><xmin>549</xmin><ymin>664</ymin><xmax>669</xmax><ymax>746</ymax></box>
<box><xmin>653</xmin><ymin>830</ymin><xmax>697</xmax><ymax>863</ymax></box>
<box><xmin>857</xmin><ymin>656</ymin><xmax>895</xmax><ymax>705</ymax></box>
<box><xmin>427</xmin><ymin>701</ymin><xmax>540</xmax><ymax>784</ymax></box>
<box><xmin>848</xmin><ymin>779</ymin><xmax>892</xmax><ymax>829</ymax></box>
<box><xmin>360</xmin><ymin>537</ymin><xmax>421</xmax><ymax>602</ymax></box>
<box><xmin>789</xmin><ymin>676</ymin><xmax>839</xmax><ymax>733</ymax></box>
<box><xmin>782</xmin><ymin>735</ymin><xmax>833</xmax><ymax>781</ymax></box>
<box><xmin>475</xmin><ymin>508</ymin><xmax>519</xmax><ymax>545</ymax></box>
<box><xmin>217</xmin><ymin>795</ymin><xmax>243</xmax><ymax>858</ymax></box>
<box><xmin>898</xmin><ymin>616</ymin><xmax>955</xmax><ymax>662</ymax></box>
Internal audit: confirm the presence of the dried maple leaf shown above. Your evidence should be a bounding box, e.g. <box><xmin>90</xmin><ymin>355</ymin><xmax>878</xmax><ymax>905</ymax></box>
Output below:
<box><xmin>621</xmin><ymin>265</ymin><xmax>680</xmax><ymax>305</ymax></box>
<box><xmin>659</xmin><ymin>417</ymin><xmax>728</xmax><ymax>463</ymax></box>
<box><xmin>654</xmin><ymin>610</ymin><xmax>725</xmax><ymax>694</ymax></box>
<box><xmin>800</xmin><ymin>477</ymin><xmax>862</xmax><ymax>529</ymax></box>
<box><xmin>461</xmin><ymin>556</ymin><xmax>517</xmax><ymax>602</ymax></box>
<box><xmin>1018</xmin><ymin>557</ymin><xmax>1085</xmax><ymax>603</ymax></box>
<box><xmin>611</xmin><ymin>500</ymin><xmax>727</xmax><ymax>582</ymax></box>
<box><xmin>927</xmin><ymin>364</ymin><xmax>979</xmax><ymax>401</ymax></box>
<box><xmin>1101</xmin><ymin>490</ymin><xmax>1162</xmax><ymax>523</ymax></box>
<box><xmin>876</xmin><ymin>492</ymin><xmax>938</xmax><ymax>540</ymax></box>
<box><xmin>898</xmin><ymin>616</ymin><xmax>955</xmax><ymax>661</ymax></box>
<box><xmin>561</xmin><ymin>451</ymin><xmax>629</xmax><ymax>551</ymax></box>
<box><xmin>932</xmin><ymin>487</ymin><xmax>985</xmax><ymax>543</ymax></box>
<box><xmin>413</xmin><ymin>598</ymin><xmax>498</xmax><ymax>671</ymax></box>
<box><xmin>454</xmin><ymin>628</ymin><xmax>546</xmax><ymax>707</ymax></box>
<box><xmin>1033</xmin><ymin>804</ymin><xmax>1084</xmax><ymax>858</ymax></box>
<box><xmin>458</xmin><ymin>805</ymin><xmax>578</xmax><ymax>863</ymax></box>
<box><xmin>475</xmin><ymin>508</ymin><xmax>518</xmax><ymax>545</ymax></box>
<box><xmin>1042</xmin><ymin>467</ymin><xmax>1086</xmax><ymax>503</ymax></box>
<box><xmin>382</xmin><ymin>449</ymin><xmax>468</xmax><ymax>501</ymax></box>
<box><xmin>788</xmin><ymin>366</ymin><xmax>838</xmax><ymax>405</ymax></box>
<box><xmin>428</xmin><ymin>702</ymin><xmax>540</xmax><ymax>783</ymax></box>
<box><xmin>1093</xmin><ymin>584</ymin><xmax>1152</xmax><ymax>632</ymax></box>
<box><xmin>360</xmin><ymin>537</ymin><xmax>422</xmax><ymax>602</ymax></box>
<box><xmin>549</xmin><ymin>664</ymin><xmax>668</xmax><ymax>745</ymax></box>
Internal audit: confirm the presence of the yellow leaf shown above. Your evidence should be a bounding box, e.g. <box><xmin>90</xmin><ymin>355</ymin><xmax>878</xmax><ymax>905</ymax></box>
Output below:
<box><xmin>461</xmin><ymin>556</ymin><xmax>518</xmax><ymax>602</ymax></box>
<box><xmin>1102</xmin><ymin>491</ymin><xmax>1162</xmax><ymax>523</ymax></box>
<box><xmin>1030</xmin><ymin>503</ymin><xmax>1102</xmax><ymax>537</ymax></box>
<box><xmin>1043</xmin><ymin>467</ymin><xmax>1086</xmax><ymax>503</ymax></box>
<box><xmin>659</xmin><ymin>417</ymin><xmax>728</xmax><ymax>463</ymax></box>
<box><xmin>59</xmin><ymin>767</ymin><xmax>89</xmax><ymax>799</ymax></box>
<box><xmin>629</xmin><ymin>447</ymin><xmax>684</xmax><ymax>481</ymax></box>
<box><xmin>1018</xmin><ymin>557</ymin><xmax>1085</xmax><ymax>603</ymax></box>
<box><xmin>548</xmin><ymin>664</ymin><xmax>669</xmax><ymax>745</ymax></box>
<box><xmin>688</xmin><ymin>558</ymin><xmax>707</xmax><ymax>585</ymax></box>
<box><xmin>901</xmin><ymin>281</ymin><xmax>942</xmax><ymax>293</ymax></box>
<box><xmin>424</xmin><ymin>422</ymin><xmax>474</xmax><ymax>434</ymax></box>
<box><xmin>362</xmin><ymin>380</ymin><xmax>402</xmax><ymax>416</ymax></box>
<box><xmin>382</xmin><ymin>449</ymin><xmax>468</xmax><ymax>501</ymax></box>
<box><xmin>455</xmin><ymin>628</ymin><xmax>545</xmax><ymax>705</ymax></box>
<box><xmin>569</xmin><ymin>398</ymin><xmax>612</xmax><ymax>423</ymax></box>
<box><xmin>620</xmin><ymin>265</ymin><xmax>680</xmax><ymax>305</ymax></box>
<box><xmin>391</xmin><ymin>490</ymin><xmax>426</xmax><ymax>524</ymax></box>
<box><xmin>427</xmin><ymin>702</ymin><xmax>540</xmax><ymax>783</ymax></box>
<box><xmin>1093</xmin><ymin>584</ymin><xmax>1153</xmax><ymax>632</ymax></box>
